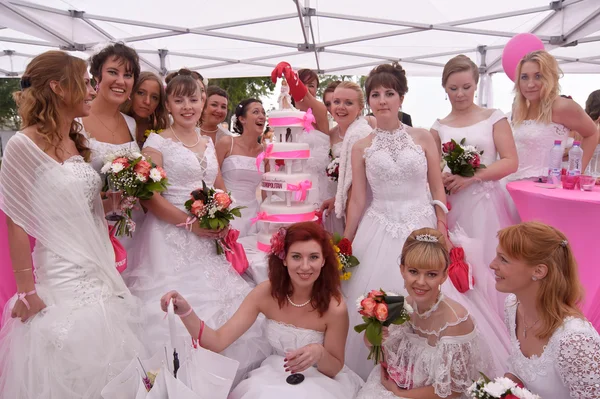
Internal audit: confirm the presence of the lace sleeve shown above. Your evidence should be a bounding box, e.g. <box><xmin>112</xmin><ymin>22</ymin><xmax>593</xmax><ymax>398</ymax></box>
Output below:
<box><xmin>556</xmin><ymin>330</ymin><xmax>600</xmax><ymax>398</ymax></box>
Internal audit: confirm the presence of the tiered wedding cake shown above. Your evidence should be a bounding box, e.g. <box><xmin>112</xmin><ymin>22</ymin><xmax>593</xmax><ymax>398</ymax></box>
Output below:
<box><xmin>255</xmin><ymin>81</ymin><xmax>316</xmax><ymax>252</ymax></box>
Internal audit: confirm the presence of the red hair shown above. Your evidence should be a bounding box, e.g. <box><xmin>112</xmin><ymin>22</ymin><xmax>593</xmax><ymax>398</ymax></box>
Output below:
<box><xmin>268</xmin><ymin>222</ymin><xmax>341</xmax><ymax>316</ymax></box>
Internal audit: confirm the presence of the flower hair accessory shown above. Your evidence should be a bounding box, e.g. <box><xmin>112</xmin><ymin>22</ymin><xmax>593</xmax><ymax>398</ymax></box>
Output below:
<box><xmin>270</xmin><ymin>227</ymin><xmax>287</xmax><ymax>260</ymax></box>
<box><xmin>560</xmin><ymin>239</ymin><xmax>568</xmax><ymax>247</ymax></box>
<box><xmin>416</xmin><ymin>234</ymin><xmax>438</xmax><ymax>243</ymax></box>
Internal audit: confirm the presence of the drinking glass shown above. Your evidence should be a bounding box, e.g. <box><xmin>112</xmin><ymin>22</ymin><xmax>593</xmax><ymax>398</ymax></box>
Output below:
<box><xmin>105</xmin><ymin>175</ymin><xmax>124</xmax><ymax>221</ymax></box>
<box><xmin>278</xmin><ymin>335</ymin><xmax>305</xmax><ymax>385</ymax></box>
<box><xmin>561</xmin><ymin>174</ymin><xmax>579</xmax><ymax>190</ymax></box>
<box><xmin>579</xmin><ymin>175</ymin><xmax>596</xmax><ymax>191</ymax></box>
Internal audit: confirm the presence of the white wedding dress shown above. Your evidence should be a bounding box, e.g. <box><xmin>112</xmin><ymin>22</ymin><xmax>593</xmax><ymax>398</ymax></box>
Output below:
<box><xmin>0</xmin><ymin>133</ymin><xmax>144</xmax><ymax>399</ymax></box>
<box><xmin>229</xmin><ymin>319</ymin><xmax>363</xmax><ymax>399</ymax></box>
<box><xmin>504</xmin><ymin>294</ymin><xmax>600</xmax><ymax>399</ymax></box>
<box><xmin>323</xmin><ymin>140</ymin><xmax>345</xmax><ymax>235</ymax></box>
<box><xmin>126</xmin><ymin>133</ymin><xmax>270</xmax><ymax>384</ymax></box>
<box><xmin>296</xmin><ymin>129</ymin><xmax>332</xmax><ymax>207</ymax></box>
<box><xmin>343</xmin><ymin>126</ymin><xmax>437</xmax><ymax>380</ymax></box>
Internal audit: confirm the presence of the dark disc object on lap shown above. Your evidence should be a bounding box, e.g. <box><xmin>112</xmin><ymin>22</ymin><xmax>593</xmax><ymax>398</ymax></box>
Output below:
<box><xmin>286</xmin><ymin>373</ymin><xmax>305</xmax><ymax>385</ymax></box>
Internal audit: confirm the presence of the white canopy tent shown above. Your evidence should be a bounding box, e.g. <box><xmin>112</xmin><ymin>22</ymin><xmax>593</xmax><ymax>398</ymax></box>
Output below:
<box><xmin>1</xmin><ymin>0</ymin><xmax>600</xmax><ymax>108</ymax></box>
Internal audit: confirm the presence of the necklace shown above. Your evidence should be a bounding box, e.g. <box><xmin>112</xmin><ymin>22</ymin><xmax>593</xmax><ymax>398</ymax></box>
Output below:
<box><xmin>518</xmin><ymin>302</ymin><xmax>540</xmax><ymax>338</ymax></box>
<box><xmin>170</xmin><ymin>126</ymin><xmax>201</xmax><ymax>148</ymax></box>
<box><xmin>414</xmin><ymin>292</ymin><xmax>444</xmax><ymax>319</ymax></box>
<box><xmin>201</xmin><ymin>126</ymin><xmax>219</xmax><ymax>134</ymax></box>
<box><xmin>286</xmin><ymin>294</ymin><xmax>311</xmax><ymax>308</ymax></box>
<box><xmin>91</xmin><ymin>111</ymin><xmax>121</xmax><ymax>141</ymax></box>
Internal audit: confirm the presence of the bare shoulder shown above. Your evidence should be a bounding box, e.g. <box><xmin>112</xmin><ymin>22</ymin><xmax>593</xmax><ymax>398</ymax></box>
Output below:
<box><xmin>553</xmin><ymin>96</ymin><xmax>580</xmax><ymax>116</ymax></box>
<box><xmin>325</xmin><ymin>296</ymin><xmax>348</xmax><ymax>322</ymax></box>
<box><xmin>407</xmin><ymin>126</ymin><xmax>435</xmax><ymax>146</ymax></box>
<box><xmin>354</xmin><ymin>134</ymin><xmax>374</xmax><ymax>150</ymax></box>
<box><xmin>216</xmin><ymin>134</ymin><xmax>233</xmax><ymax>149</ymax></box>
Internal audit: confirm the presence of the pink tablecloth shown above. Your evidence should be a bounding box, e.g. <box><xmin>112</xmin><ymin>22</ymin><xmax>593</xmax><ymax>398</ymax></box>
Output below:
<box><xmin>507</xmin><ymin>181</ymin><xmax>600</xmax><ymax>331</ymax></box>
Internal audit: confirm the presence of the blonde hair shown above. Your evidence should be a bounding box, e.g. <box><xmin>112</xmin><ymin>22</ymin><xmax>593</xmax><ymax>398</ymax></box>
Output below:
<box><xmin>334</xmin><ymin>81</ymin><xmax>365</xmax><ymax>110</ymax></box>
<box><xmin>442</xmin><ymin>55</ymin><xmax>479</xmax><ymax>87</ymax></box>
<box><xmin>13</xmin><ymin>51</ymin><xmax>90</xmax><ymax>160</ymax></box>
<box><xmin>401</xmin><ymin>228</ymin><xmax>449</xmax><ymax>272</ymax></box>
<box><xmin>512</xmin><ymin>50</ymin><xmax>562</xmax><ymax>126</ymax></box>
<box><xmin>497</xmin><ymin>221</ymin><xmax>583</xmax><ymax>339</ymax></box>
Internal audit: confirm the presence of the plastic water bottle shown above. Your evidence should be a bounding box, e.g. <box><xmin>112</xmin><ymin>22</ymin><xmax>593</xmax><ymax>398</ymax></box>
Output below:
<box><xmin>547</xmin><ymin>140</ymin><xmax>563</xmax><ymax>185</ymax></box>
<box><xmin>568</xmin><ymin>141</ymin><xmax>583</xmax><ymax>176</ymax></box>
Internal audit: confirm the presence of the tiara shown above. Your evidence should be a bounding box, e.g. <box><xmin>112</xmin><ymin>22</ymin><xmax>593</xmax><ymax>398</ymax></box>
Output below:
<box><xmin>416</xmin><ymin>234</ymin><xmax>438</xmax><ymax>243</ymax></box>
<box><xmin>560</xmin><ymin>240</ymin><xmax>568</xmax><ymax>248</ymax></box>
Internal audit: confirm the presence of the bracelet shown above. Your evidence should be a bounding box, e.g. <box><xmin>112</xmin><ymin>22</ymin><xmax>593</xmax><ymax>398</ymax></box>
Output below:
<box><xmin>179</xmin><ymin>307</ymin><xmax>193</xmax><ymax>318</ymax></box>
<box><xmin>198</xmin><ymin>319</ymin><xmax>205</xmax><ymax>347</ymax></box>
<box><xmin>431</xmin><ymin>200</ymin><xmax>449</xmax><ymax>214</ymax></box>
<box><xmin>13</xmin><ymin>268</ymin><xmax>33</xmax><ymax>273</ymax></box>
<box><xmin>17</xmin><ymin>289</ymin><xmax>37</xmax><ymax>310</ymax></box>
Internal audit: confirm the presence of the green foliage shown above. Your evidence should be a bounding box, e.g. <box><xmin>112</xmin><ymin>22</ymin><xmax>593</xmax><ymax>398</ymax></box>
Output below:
<box><xmin>207</xmin><ymin>77</ymin><xmax>276</xmax><ymax>122</ymax></box>
<box><xmin>0</xmin><ymin>79</ymin><xmax>20</xmax><ymax>129</ymax></box>
<box><xmin>316</xmin><ymin>74</ymin><xmax>353</xmax><ymax>97</ymax></box>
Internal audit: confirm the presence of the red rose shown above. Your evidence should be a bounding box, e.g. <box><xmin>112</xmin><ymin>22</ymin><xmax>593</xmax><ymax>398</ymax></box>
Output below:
<box><xmin>190</xmin><ymin>200</ymin><xmax>204</xmax><ymax>217</ymax></box>
<box><xmin>368</xmin><ymin>290</ymin><xmax>384</xmax><ymax>299</ymax></box>
<box><xmin>134</xmin><ymin>160</ymin><xmax>152</xmax><ymax>177</ymax></box>
<box><xmin>442</xmin><ymin>141</ymin><xmax>455</xmax><ymax>154</ymax></box>
<box><xmin>214</xmin><ymin>192</ymin><xmax>232</xmax><ymax>209</ymax></box>
<box><xmin>469</xmin><ymin>153</ymin><xmax>481</xmax><ymax>168</ymax></box>
<box><xmin>360</xmin><ymin>298</ymin><xmax>377</xmax><ymax>317</ymax></box>
<box><xmin>375</xmin><ymin>303</ymin><xmax>389</xmax><ymax>321</ymax></box>
<box><xmin>275</xmin><ymin>159</ymin><xmax>285</xmax><ymax>169</ymax></box>
<box><xmin>337</xmin><ymin>238</ymin><xmax>352</xmax><ymax>255</ymax></box>
<box><xmin>503</xmin><ymin>394</ymin><xmax>519</xmax><ymax>399</ymax></box>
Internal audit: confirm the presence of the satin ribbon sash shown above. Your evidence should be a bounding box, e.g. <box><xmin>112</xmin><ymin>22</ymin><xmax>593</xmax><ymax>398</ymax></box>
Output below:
<box><xmin>251</xmin><ymin>211</ymin><xmax>315</xmax><ymax>225</ymax></box>
<box><xmin>256</xmin><ymin>143</ymin><xmax>310</xmax><ymax>171</ymax></box>
<box><xmin>268</xmin><ymin>108</ymin><xmax>315</xmax><ymax>132</ymax></box>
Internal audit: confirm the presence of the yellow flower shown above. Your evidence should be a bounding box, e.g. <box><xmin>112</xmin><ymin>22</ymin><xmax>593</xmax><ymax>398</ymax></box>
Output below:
<box><xmin>333</xmin><ymin>245</ymin><xmax>340</xmax><ymax>253</ymax></box>
<box><xmin>341</xmin><ymin>272</ymin><xmax>352</xmax><ymax>281</ymax></box>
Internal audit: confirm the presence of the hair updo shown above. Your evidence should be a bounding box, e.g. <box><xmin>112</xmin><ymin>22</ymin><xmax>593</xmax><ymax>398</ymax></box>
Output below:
<box><xmin>89</xmin><ymin>42</ymin><xmax>140</xmax><ymax>84</ymax></box>
<box><xmin>233</xmin><ymin>98</ymin><xmax>262</xmax><ymax>134</ymax></box>
<box><xmin>164</xmin><ymin>68</ymin><xmax>201</xmax><ymax>98</ymax></box>
<box><xmin>365</xmin><ymin>62</ymin><xmax>408</xmax><ymax>99</ymax></box>
<box><xmin>442</xmin><ymin>55</ymin><xmax>479</xmax><ymax>87</ymax></box>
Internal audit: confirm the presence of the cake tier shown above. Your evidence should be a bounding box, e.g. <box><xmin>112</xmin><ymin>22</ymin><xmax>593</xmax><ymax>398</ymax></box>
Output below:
<box><xmin>264</xmin><ymin>142</ymin><xmax>310</xmax><ymax>160</ymax></box>
<box><xmin>255</xmin><ymin>202</ymin><xmax>316</xmax><ymax>224</ymax></box>
<box><xmin>268</xmin><ymin>110</ymin><xmax>306</xmax><ymax>128</ymax></box>
<box><xmin>261</xmin><ymin>172</ymin><xmax>312</xmax><ymax>192</ymax></box>
<box><xmin>257</xmin><ymin>232</ymin><xmax>273</xmax><ymax>252</ymax></box>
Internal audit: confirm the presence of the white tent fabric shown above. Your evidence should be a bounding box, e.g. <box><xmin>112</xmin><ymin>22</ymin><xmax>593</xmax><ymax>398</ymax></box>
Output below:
<box><xmin>1</xmin><ymin>0</ymin><xmax>600</xmax><ymax>82</ymax></box>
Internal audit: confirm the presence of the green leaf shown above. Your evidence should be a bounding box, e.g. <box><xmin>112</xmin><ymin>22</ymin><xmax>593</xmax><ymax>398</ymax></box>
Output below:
<box><xmin>347</xmin><ymin>256</ymin><xmax>360</xmax><ymax>267</ymax></box>
<box><xmin>479</xmin><ymin>372</ymin><xmax>492</xmax><ymax>384</ymax></box>
<box><xmin>333</xmin><ymin>232</ymin><xmax>342</xmax><ymax>244</ymax></box>
<box><xmin>208</xmin><ymin>218</ymin><xmax>219</xmax><ymax>230</ymax></box>
<box><xmin>365</xmin><ymin>322</ymin><xmax>382</xmax><ymax>346</ymax></box>
<box><xmin>354</xmin><ymin>323</ymin><xmax>368</xmax><ymax>333</ymax></box>
<box><xmin>460</xmin><ymin>138</ymin><xmax>466</xmax><ymax>145</ymax></box>
<box><xmin>230</xmin><ymin>208</ymin><xmax>242</xmax><ymax>218</ymax></box>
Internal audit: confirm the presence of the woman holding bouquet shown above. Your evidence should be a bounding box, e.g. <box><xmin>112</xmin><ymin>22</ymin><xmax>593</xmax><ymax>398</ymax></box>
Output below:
<box><xmin>358</xmin><ymin>228</ymin><xmax>491</xmax><ymax>398</ymax></box>
<box><xmin>492</xmin><ymin>222</ymin><xmax>600</xmax><ymax>398</ymax></box>
<box><xmin>161</xmin><ymin>222</ymin><xmax>364</xmax><ymax>398</ymax></box>
<box><xmin>0</xmin><ymin>51</ymin><xmax>144</xmax><ymax>398</ymax></box>
<box><xmin>343</xmin><ymin>63</ymin><xmax>448</xmax><ymax>380</ymax></box>
<box><xmin>127</xmin><ymin>69</ymin><xmax>270</xmax><ymax>384</ymax></box>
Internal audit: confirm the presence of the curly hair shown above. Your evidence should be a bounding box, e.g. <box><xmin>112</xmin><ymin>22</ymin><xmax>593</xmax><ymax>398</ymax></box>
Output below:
<box><xmin>233</xmin><ymin>98</ymin><xmax>262</xmax><ymax>134</ymax></box>
<box><xmin>89</xmin><ymin>42</ymin><xmax>140</xmax><ymax>84</ymax></box>
<box><xmin>365</xmin><ymin>62</ymin><xmax>408</xmax><ymax>99</ymax></box>
<box><xmin>121</xmin><ymin>71</ymin><xmax>169</xmax><ymax>131</ymax></box>
<box><xmin>13</xmin><ymin>51</ymin><xmax>91</xmax><ymax>160</ymax></box>
<box><xmin>268</xmin><ymin>222</ymin><xmax>342</xmax><ymax>316</ymax></box>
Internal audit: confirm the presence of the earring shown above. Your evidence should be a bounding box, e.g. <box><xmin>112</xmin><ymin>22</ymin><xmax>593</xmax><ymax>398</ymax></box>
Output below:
<box><xmin>532</xmin><ymin>276</ymin><xmax>538</xmax><ymax>281</ymax></box>
<box><xmin>438</xmin><ymin>284</ymin><xmax>441</xmax><ymax>292</ymax></box>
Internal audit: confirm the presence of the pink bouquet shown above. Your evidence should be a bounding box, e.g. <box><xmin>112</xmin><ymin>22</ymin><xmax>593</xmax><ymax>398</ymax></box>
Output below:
<box><xmin>441</xmin><ymin>138</ymin><xmax>486</xmax><ymax>178</ymax></box>
<box><xmin>354</xmin><ymin>289</ymin><xmax>413</xmax><ymax>365</ymax></box>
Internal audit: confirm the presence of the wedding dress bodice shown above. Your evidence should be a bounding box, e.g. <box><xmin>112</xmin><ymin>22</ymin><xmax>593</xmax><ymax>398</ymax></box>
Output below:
<box><xmin>505</xmin><ymin>295</ymin><xmax>600</xmax><ymax>398</ymax></box>
<box><xmin>331</xmin><ymin>141</ymin><xmax>343</xmax><ymax>159</ymax></box>
<box><xmin>144</xmin><ymin>133</ymin><xmax>218</xmax><ymax>209</ymax></box>
<box><xmin>364</xmin><ymin>127</ymin><xmax>434</xmax><ymax>238</ymax></box>
<box><xmin>222</xmin><ymin>155</ymin><xmax>263</xmax><ymax>205</ymax></box>
<box><xmin>265</xmin><ymin>319</ymin><xmax>324</xmax><ymax>357</ymax></box>
<box><xmin>508</xmin><ymin>120</ymin><xmax>569</xmax><ymax>181</ymax></box>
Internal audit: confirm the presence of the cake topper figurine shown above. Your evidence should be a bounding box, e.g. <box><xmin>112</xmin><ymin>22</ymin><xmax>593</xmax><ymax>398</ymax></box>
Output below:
<box><xmin>278</xmin><ymin>79</ymin><xmax>294</xmax><ymax>110</ymax></box>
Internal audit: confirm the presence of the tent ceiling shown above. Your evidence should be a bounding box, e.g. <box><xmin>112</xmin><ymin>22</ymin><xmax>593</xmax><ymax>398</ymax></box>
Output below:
<box><xmin>1</xmin><ymin>0</ymin><xmax>600</xmax><ymax>78</ymax></box>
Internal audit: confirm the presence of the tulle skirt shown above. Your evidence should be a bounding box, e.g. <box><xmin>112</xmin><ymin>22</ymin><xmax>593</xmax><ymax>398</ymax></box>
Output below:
<box><xmin>125</xmin><ymin>213</ymin><xmax>271</xmax><ymax>385</ymax></box>
<box><xmin>229</xmin><ymin>355</ymin><xmax>363</xmax><ymax>399</ymax></box>
<box><xmin>0</xmin><ymin>287</ymin><xmax>144</xmax><ymax>399</ymax></box>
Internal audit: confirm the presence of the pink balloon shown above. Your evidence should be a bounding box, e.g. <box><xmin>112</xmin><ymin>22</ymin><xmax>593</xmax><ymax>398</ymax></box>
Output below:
<box><xmin>502</xmin><ymin>33</ymin><xmax>545</xmax><ymax>82</ymax></box>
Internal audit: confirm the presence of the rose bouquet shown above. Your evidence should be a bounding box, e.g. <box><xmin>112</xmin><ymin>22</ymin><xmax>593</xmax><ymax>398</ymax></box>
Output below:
<box><xmin>468</xmin><ymin>374</ymin><xmax>540</xmax><ymax>399</ymax></box>
<box><xmin>354</xmin><ymin>289</ymin><xmax>413</xmax><ymax>365</ymax></box>
<box><xmin>326</xmin><ymin>149</ymin><xmax>340</xmax><ymax>182</ymax></box>
<box><xmin>101</xmin><ymin>149</ymin><xmax>168</xmax><ymax>237</ymax></box>
<box><xmin>442</xmin><ymin>138</ymin><xmax>486</xmax><ymax>178</ymax></box>
<box><xmin>183</xmin><ymin>181</ymin><xmax>245</xmax><ymax>254</ymax></box>
<box><xmin>331</xmin><ymin>233</ymin><xmax>359</xmax><ymax>280</ymax></box>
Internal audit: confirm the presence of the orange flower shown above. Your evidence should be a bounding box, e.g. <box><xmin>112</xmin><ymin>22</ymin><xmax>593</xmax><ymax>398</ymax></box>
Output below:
<box><xmin>368</xmin><ymin>290</ymin><xmax>384</xmax><ymax>300</ymax></box>
<box><xmin>375</xmin><ymin>303</ymin><xmax>388</xmax><ymax>321</ymax></box>
<box><xmin>214</xmin><ymin>192</ymin><xmax>232</xmax><ymax>209</ymax></box>
<box><xmin>360</xmin><ymin>297</ymin><xmax>377</xmax><ymax>317</ymax></box>
<box><xmin>134</xmin><ymin>160</ymin><xmax>152</xmax><ymax>177</ymax></box>
<box><xmin>190</xmin><ymin>200</ymin><xmax>205</xmax><ymax>217</ymax></box>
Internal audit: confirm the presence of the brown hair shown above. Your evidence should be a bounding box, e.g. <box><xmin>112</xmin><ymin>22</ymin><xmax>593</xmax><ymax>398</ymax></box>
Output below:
<box><xmin>233</xmin><ymin>98</ymin><xmax>262</xmax><ymax>134</ymax></box>
<box><xmin>89</xmin><ymin>42</ymin><xmax>140</xmax><ymax>84</ymax></box>
<box><xmin>442</xmin><ymin>55</ymin><xmax>479</xmax><ymax>87</ymax></box>
<box><xmin>365</xmin><ymin>62</ymin><xmax>408</xmax><ymax>99</ymax></box>
<box><xmin>121</xmin><ymin>71</ymin><xmax>169</xmax><ymax>131</ymax></box>
<box><xmin>13</xmin><ymin>51</ymin><xmax>91</xmax><ymax>160</ymax></box>
<box><xmin>512</xmin><ymin>50</ymin><xmax>562</xmax><ymax>126</ymax></box>
<box><xmin>165</xmin><ymin>69</ymin><xmax>201</xmax><ymax>99</ymax></box>
<box><xmin>323</xmin><ymin>80</ymin><xmax>341</xmax><ymax>97</ymax></box>
<box><xmin>335</xmin><ymin>81</ymin><xmax>365</xmax><ymax>110</ymax></box>
<box><xmin>585</xmin><ymin>89</ymin><xmax>600</xmax><ymax>122</ymax></box>
<box><xmin>298</xmin><ymin>69</ymin><xmax>319</xmax><ymax>87</ymax></box>
<box><xmin>201</xmin><ymin>86</ymin><xmax>229</xmax><ymax>125</ymax></box>
<box><xmin>268</xmin><ymin>222</ymin><xmax>342</xmax><ymax>316</ymax></box>
<box><xmin>400</xmin><ymin>228</ymin><xmax>449</xmax><ymax>272</ymax></box>
<box><xmin>497</xmin><ymin>221</ymin><xmax>584</xmax><ymax>339</ymax></box>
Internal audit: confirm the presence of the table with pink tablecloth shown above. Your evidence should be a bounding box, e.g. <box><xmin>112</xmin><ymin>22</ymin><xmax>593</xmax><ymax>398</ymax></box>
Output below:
<box><xmin>507</xmin><ymin>181</ymin><xmax>600</xmax><ymax>331</ymax></box>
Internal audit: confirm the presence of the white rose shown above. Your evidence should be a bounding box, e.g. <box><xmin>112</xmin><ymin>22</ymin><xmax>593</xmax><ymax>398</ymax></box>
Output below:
<box><xmin>482</xmin><ymin>381</ymin><xmax>506</xmax><ymax>398</ymax></box>
<box><xmin>356</xmin><ymin>295</ymin><xmax>365</xmax><ymax>310</ymax></box>
<box><xmin>136</xmin><ymin>173</ymin><xmax>148</xmax><ymax>182</ymax></box>
<box><xmin>149</xmin><ymin>168</ymin><xmax>162</xmax><ymax>182</ymax></box>
<box><xmin>111</xmin><ymin>163</ymin><xmax>124</xmax><ymax>173</ymax></box>
<box><xmin>404</xmin><ymin>302</ymin><xmax>414</xmax><ymax>314</ymax></box>
<box><xmin>495</xmin><ymin>377</ymin><xmax>517</xmax><ymax>392</ymax></box>
<box><xmin>512</xmin><ymin>387</ymin><xmax>540</xmax><ymax>399</ymax></box>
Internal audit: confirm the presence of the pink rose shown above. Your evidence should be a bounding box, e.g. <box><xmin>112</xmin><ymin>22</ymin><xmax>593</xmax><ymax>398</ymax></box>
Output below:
<box><xmin>375</xmin><ymin>303</ymin><xmax>389</xmax><ymax>321</ymax></box>
<box><xmin>368</xmin><ymin>290</ymin><xmax>384</xmax><ymax>299</ymax></box>
<box><xmin>270</xmin><ymin>227</ymin><xmax>287</xmax><ymax>260</ymax></box>
<box><xmin>134</xmin><ymin>160</ymin><xmax>152</xmax><ymax>177</ymax></box>
<box><xmin>156</xmin><ymin>166</ymin><xmax>167</xmax><ymax>179</ymax></box>
<box><xmin>190</xmin><ymin>200</ymin><xmax>205</xmax><ymax>217</ymax></box>
<box><xmin>469</xmin><ymin>153</ymin><xmax>481</xmax><ymax>168</ymax></box>
<box><xmin>214</xmin><ymin>192</ymin><xmax>232</xmax><ymax>209</ymax></box>
<box><xmin>442</xmin><ymin>141</ymin><xmax>455</xmax><ymax>154</ymax></box>
<box><xmin>113</xmin><ymin>157</ymin><xmax>130</xmax><ymax>168</ymax></box>
<box><xmin>360</xmin><ymin>298</ymin><xmax>377</xmax><ymax>317</ymax></box>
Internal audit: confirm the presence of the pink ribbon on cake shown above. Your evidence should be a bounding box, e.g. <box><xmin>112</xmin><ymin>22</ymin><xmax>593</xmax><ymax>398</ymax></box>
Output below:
<box><xmin>255</xmin><ymin>144</ymin><xmax>310</xmax><ymax>171</ymax></box>
<box><xmin>257</xmin><ymin>241</ymin><xmax>271</xmax><ymax>253</ymax></box>
<box><xmin>250</xmin><ymin>210</ymin><xmax>316</xmax><ymax>225</ymax></box>
<box><xmin>287</xmin><ymin>180</ymin><xmax>312</xmax><ymax>201</ymax></box>
<box><xmin>268</xmin><ymin>108</ymin><xmax>315</xmax><ymax>132</ymax></box>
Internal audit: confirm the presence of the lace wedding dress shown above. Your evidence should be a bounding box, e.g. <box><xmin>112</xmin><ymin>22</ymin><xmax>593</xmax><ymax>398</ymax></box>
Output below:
<box><xmin>343</xmin><ymin>126</ymin><xmax>437</xmax><ymax>380</ymax></box>
<box><xmin>229</xmin><ymin>319</ymin><xmax>363</xmax><ymax>399</ymax></box>
<box><xmin>126</xmin><ymin>133</ymin><xmax>270</xmax><ymax>384</ymax></box>
<box><xmin>357</xmin><ymin>298</ymin><xmax>491</xmax><ymax>399</ymax></box>
<box><xmin>0</xmin><ymin>133</ymin><xmax>144</xmax><ymax>398</ymax></box>
<box><xmin>504</xmin><ymin>294</ymin><xmax>600</xmax><ymax>398</ymax></box>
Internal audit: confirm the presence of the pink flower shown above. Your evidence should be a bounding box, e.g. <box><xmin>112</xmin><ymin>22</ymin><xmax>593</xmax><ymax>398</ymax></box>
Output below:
<box><xmin>156</xmin><ymin>166</ymin><xmax>167</xmax><ymax>179</ymax></box>
<box><xmin>360</xmin><ymin>298</ymin><xmax>377</xmax><ymax>317</ymax></box>
<box><xmin>134</xmin><ymin>160</ymin><xmax>152</xmax><ymax>177</ymax></box>
<box><xmin>469</xmin><ymin>153</ymin><xmax>481</xmax><ymax>168</ymax></box>
<box><xmin>214</xmin><ymin>192</ymin><xmax>232</xmax><ymax>209</ymax></box>
<box><xmin>190</xmin><ymin>200</ymin><xmax>205</xmax><ymax>217</ymax></box>
<box><xmin>368</xmin><ymin>290</ymin><xmax>384</xmax><ymax>299</ymax></box>
<box><xmin>270</xmin><ymin>227</ymin><xmax>287</xmax><ymax>260</ymax></box>
<box><xmin>113</xmin><ymin>157</ymin><xmax>130</xmax><ymax>168</ymax></box>
<box><xmin>375</xmin><ymin>303</ymin><xmax>389</xmax><ymax>321</ymax></box>
<box><xmin>442</xmin><ymin>141</ymin><xmax>455</xmax><ymax>154</ymax></box>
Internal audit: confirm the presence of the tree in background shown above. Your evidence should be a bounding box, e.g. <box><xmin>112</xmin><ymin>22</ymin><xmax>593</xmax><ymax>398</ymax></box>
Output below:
<box><xmin>0</xmin><ymin>79</ymin><xmax>20</xmax><ymax>130</ymax></box>
<box><xmin>316</xmin><ymin>74</ymin><xmax>353</xmax><ymax>98</ymax></box>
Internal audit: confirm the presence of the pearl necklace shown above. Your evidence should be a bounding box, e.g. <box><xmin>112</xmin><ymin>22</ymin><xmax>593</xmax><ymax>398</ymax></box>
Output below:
<box><xmin>201</xmin><ymin>126</ymin><xmax>219</xmax><ymax>134</ymax></box>
<box><xmin>414</xmin><ymin>292</ymin><xmax>444</xmax><ymax>319</ymax></box>
<box><xmin>170</xmin><ymin>126</ymin><xmax>200</xmax><ymax>148</ymax></box>
<box><xmin>286</xmin><ymin>294</ymin><xmax>311</xmax><ymax>308</ymax></box>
